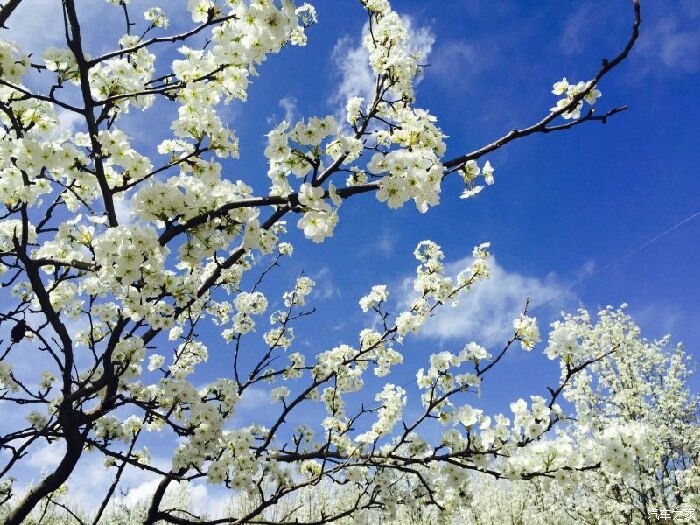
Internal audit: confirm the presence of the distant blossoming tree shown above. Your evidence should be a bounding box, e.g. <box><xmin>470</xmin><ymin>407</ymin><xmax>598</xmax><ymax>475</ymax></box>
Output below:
<box><xmin>426</xmin><ymin>307</ymin><xmax>699</xmax><ymax>525</ymax></box>
<box><xmin>535</xmin><ymin>307</ymin><xmax>700</xmax><ymax>524</ymax></box>
<box><xmin>0</xmin><ymin>1</ymin><xmax>660</xmax><ymax>524</ymax></box>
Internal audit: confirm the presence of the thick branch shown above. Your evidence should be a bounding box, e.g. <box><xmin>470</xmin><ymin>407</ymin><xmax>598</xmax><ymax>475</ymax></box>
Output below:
<box><xmin>0</xmin><ymin>0</ymin><xmax>21</xmax><ymax>28</ymax></box>
<box><xmin>63</xmin><ymin>0</ymin><xmax>119</xmax><ymax>227</ymax></box>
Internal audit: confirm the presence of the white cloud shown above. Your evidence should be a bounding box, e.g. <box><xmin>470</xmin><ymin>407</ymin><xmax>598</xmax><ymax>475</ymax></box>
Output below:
<box><xmin>630</xmin><ymin>302</ymin><xmax>700</xmax><ymax>344</ymax></box>
<box><xmin>431</xmin><ymin>40</ymin><xmax>478</xmax><ymax>73</ymax></box>
<box><xmin>279</xmin><ymin>96</ymin><xmax>298</xmax><ymax>123</ymax></box>
<box><xmin>331</xmin><ymin>35</ymin><xmax>375</xmax><ymax>109</ymax></box>
<box><xmin>3</xmin><ymin>1</ymin><xmax>65</xmax><ymax>51</ymax></box>
<box><xmin>57</xmin><ymin>109</ymin><xmax>84</xmax><ymax>135</ymax></box>
<box><xmin>358</xmin><ymin>227</ymin><xmax>395</xmax><ymax>258</ymax></box>
<box><xmin>2</xmin><ymin>0</ymin><xmax>125</xmax><ymax>54</ymax></box>
<box><xmin>114</xmin><ymin>195</ymin><xmax>134</xmax><ymax>225</ymax></box>
<box><xmin>375</xmin><ymin>229</ymin><xmax>395</xmax><ymax>257</ymax></box>
<box><xmin>658</xmin><ymin>28</ymin><xmax>700</xmax><ymax>73</ymax></box>
<box><xmin>119</xmin><ymin>479</ymin><xmax>233</xmax><ymax>520</ymax></box>
<box><xmin>267</xmin><ymin>96</ymin><xmax>298</xmax><ymax>125</ymax></box>
<box><xmin>576</xmin><ymin>259</ymin><xmax>596</xmax><ymax>280</ymax></box>
<box><xmin>12</xmin><ymin>447</ymin><xmax>185</xmax><ymax>518</ymax></box>
<box><xmin>26</xmin><ymin>442</ymin><xmax>65</xmax><ymax>470</ymax></box>
<box><xmin>236</xmin><ymin>386</ymin><xmax>272</xmax><ymax>413</ymax></box>
<box><xmin>121</xmin><ymin>478</ymin><xmax>161</xmax><ymax>509</ymax></box>
<box><xmin>12</xmin><ymin>458</ymin><xmax>232</xmax><ymax>520</ymax></box>
<box><xmin>559</xmin><ymin>3</ymin><xmax>700</xmax><ymax>76</ymax></box>
<box><xmin>402</xmin><ymin>256</ymin><xmax>573</xmax><ymax>344</ymax></box>
<box><xmin>635</xmin><ymin>8</ymin><xmax>700</xmax><ymax>75</ymax></box>
<box><xmin>312</xmin><ymin>267</ymin><xmax>340</xmax><ymax>301</ymax></box>
<box><xmin>404</xmin><ymin>16</ymin><xmax>435</xmax><ymax>66</ymax></box>
<box><xmin>560</xmin><ymin>4</ymin><xmax>598</xmax><ymax>56</ymax></box>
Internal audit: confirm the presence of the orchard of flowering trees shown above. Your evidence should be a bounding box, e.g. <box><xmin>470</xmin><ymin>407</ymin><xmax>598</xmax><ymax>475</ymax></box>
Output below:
<box><xmin>0</xmin><ymin>0</ymin><xmax>698</xmax><ymax>524</ymax></box>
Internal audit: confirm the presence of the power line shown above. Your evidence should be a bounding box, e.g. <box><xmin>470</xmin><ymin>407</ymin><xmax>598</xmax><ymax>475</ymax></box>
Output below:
<box><xmin>536</xmin><ymin>208</ymin><xmax>700</xmax><ymax>312</ymax></box>
<box><xmin>477</xmin><ymin>208</ymin><xmax>700</xmax><ymax>347</ymax></box>
<box><xmin>398</xmin><ymin>208</ymin><xmax>700</xmax><ymax>389</ymax></box>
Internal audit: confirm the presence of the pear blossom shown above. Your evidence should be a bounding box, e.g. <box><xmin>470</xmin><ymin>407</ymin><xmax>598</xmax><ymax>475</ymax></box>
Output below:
<box><xmin>0</xmin><ymin>1</ymin><xmax>658</xmax><ymax>523</ymax></box>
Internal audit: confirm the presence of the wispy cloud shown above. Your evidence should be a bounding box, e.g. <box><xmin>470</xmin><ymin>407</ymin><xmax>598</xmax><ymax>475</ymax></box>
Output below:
<box><xmin>401</xmin><ymin>255</ymin><xmax>573</xmax><ymax>344</ymax></box>
<box><xmin>267</xmin><ymin>96</ymin><xmax>299</xmax><ymax>124</ymax></box>
<box><xmin>555</xmin><ymin>1</ymin><xmax>700</xmax><ymax>76</ymax></box>
<box><xmin>56</xmin><ymin>109</ymin><xmax>84</xmax><ymax>135</ymax></box>
<box><xmin>630</xmin><ymin>302</ymin><xmax>700</xmax><ymax>343</ymax></box>
<box><xmin>560</xmin><ymin>4</ymin><xmax>599</xmax><ymax>56</ymax></box>
<box><xmin>330</xmin><ymin>34</ymin><xmax>375</xmax><ymax>110</ymax></box>
<box><xmin>26</xmin><ymin>442</ymin><xmax>64</xmax><ymax>470</ymax></box>
<box><xmin>24</xmin><ymin>440</ymin><xmax>252</xmax><ymax>519</ymax></box>
<box><xmin>236</xmin><ymin>386</ymin><xmax>271</xmax><ymax>413</ymax></box>
<box><xmin>404</xmin><ymin>16</ymin><xmax>435</xmax><ymax>68</ymax></box>
<box><xmin>279</xmin><ymin>96</ymin><xmax>298</xmax><ymax>123</ymax></box>
<box><xmin>114</xmin><ymin>194</ymin><xmax>135</xmax><ymax>225</ymax></box>
<box><xmin>3</xmin><ymin>1</ymin><xmax>64</xmax><ymax>50</ymax></box>
<box><xmin>358</xmin><ymin>228</ymin><xmax>395</xmax><ymax>259</ymax></box>
<box><xmin>562</xmin><ymin>2</ymin><xmax>700</xmax><ymax>76</ymax></box>
<box><xmin>431</xmin><ymin>40</ymin><xmax>479</xmax><ymax>73</ymax></box>
<box><xmin>632</xmin><ymin>5</ymin><xmax>700</xmax><ymax>76</ymax></box>
<box><xmin>657</xmin><ymin>24</ymin><xmax>700</xmax><ymax>73</ymax></box>
<box><xmin>2</xmin><ymin>0</ymin><xmax>126</xmax><ymax>54</ymax></box>
<box><xmin>375</xmin><ymin>229</ymin><xmax>395</xmax><ymax>257</ymax></box>
<box><xmin>312</xmin><ymin>267</ymin><xmax>340</xmax><ymax>301</ymax></box>
<box><xmin>17</xmin><ymin>445</ymin><xmax>173</xmax><ymax>515</ymax></box>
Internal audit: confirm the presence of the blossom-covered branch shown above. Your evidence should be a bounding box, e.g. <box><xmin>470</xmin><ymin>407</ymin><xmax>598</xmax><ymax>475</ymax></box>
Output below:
<box><xmin>0</xmin><ymin>1</ymin><xmax>660</xmax><ymax>524</ymax></box>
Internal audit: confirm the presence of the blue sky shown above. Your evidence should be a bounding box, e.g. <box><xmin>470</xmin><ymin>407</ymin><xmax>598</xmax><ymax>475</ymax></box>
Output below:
<box><xmin>231</xmin><ymin>0</ymin><xmax>700</xmax><ymax>402</ymax></box>
<box><xmin>2</xmin><ymin>0</ymin><xmax>699</xmax><ymax>514</ymax></box>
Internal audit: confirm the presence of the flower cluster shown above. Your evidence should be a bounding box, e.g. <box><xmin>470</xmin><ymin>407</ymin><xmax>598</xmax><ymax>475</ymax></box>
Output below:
<box><xmin>513</xmin><ymin>314</ymin><xmax>541</xmax><ymax>350</ymax></box>
<box><xmin>1</xmin><ymin>129</ymin><xmax>83</xmax><ymax>209</ymax></box>
<box><xmin>0</xmin><ymin>362</ymin><xmax>18</xmax><ymax>392</ymax></box>
<box><xmin>296</xmin><ymin>182</ymin><xmax>341</xmax><ymax>243</ymax></box>
<box><xmin>164</xmin><ymin>0</ymin><xmax>315</xmax><ymax>161</ymax></box>
<box><xmin>355</xmin><ymin>384</ymin><xmax>406</xmax><ymax>444</ymax></box>
<box><xmin>89</xmin><ymin>35</ymin><xmax>156</xmax><ymax>113</ymax></box>
<box><xmin>551</xmin><ymin>77</ymin><xmax>602</xmax><ymax>119</ymax></box>
<box><xmin>170</xmin><ymin>340</ymin><xmax>208</xmax><ymax>379</ymax></box>
<box><xmin>264</xmin><ymin>119</ymin><xmax>350</xmax><ymax>241</ymax></box>
<box><xmin>359</xmin><ymin>284</ymin><xmax>388</xmax><ymax>312</ymax></box>
<box><xmin>460</xmin><ymin>159</ymin><xmax>495</xmax><ymax>199</ymax></box>
<box><xmin>283</xmin><ymin>275</ymin><xmax>315</xmax><ymax>307</ymax></box>
<box><xmin>396</xmin><ymin>241</ymin><xmax>491</xmax><ymax>340</ymax></box>
<box><xmin>0</xmin><ymin>1</ymin><xmax>668</xmax><ymax>523</ymax></box>
<box><xmin>83</xmin><ymin>224</ymin><xmax>179</xmax><ymax>328</ymax></box>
